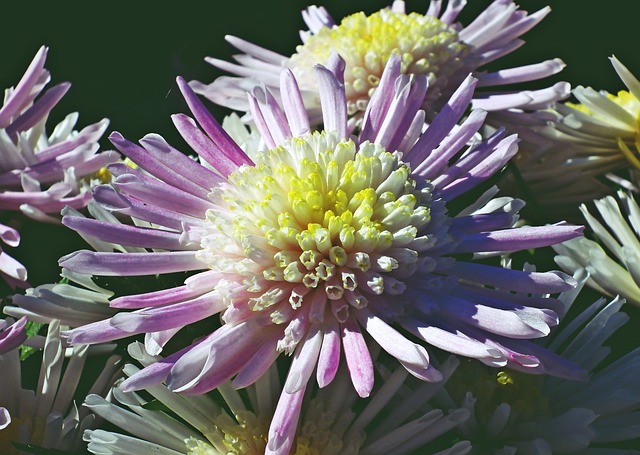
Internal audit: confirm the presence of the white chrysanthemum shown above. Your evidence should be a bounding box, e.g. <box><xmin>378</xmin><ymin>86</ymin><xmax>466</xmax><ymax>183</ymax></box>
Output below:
<box><xmin>502</xmin><ymin>56</ymin><xmax>640</xmax><ymax>211</ymax></box>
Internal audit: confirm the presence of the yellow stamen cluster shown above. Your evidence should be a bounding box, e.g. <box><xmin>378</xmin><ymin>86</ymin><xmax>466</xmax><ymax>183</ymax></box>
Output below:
<box><xmin>199</xmin><ymin>131</ymin><xmax>433</xmax><ymax>348</ymax></box>
<box><xmin>566</xmin><ymin>90</ymin><xmax>640</xmax><ymax>170</ymax></box>
<box><xmin>289</xmin><ymin>8</ymin><xmax>469</xmax><ymax>115</ymax></box>
<box><xmin>185</xmin><ymin>411</ymin><xmax>267</xmax><ymax>455</ymax></box>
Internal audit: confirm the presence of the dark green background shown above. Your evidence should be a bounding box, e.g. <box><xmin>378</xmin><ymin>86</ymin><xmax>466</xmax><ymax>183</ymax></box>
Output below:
<box><xmin>0</xmin><ymin>0</ymin><xmax>637</xmax><ymax>287</ymax></box>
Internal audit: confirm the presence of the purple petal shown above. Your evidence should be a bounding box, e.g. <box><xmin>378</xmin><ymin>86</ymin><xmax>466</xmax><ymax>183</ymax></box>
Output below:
<box><xmin>5</xmin><ymin>82</ymin><xmax>70</xmax><ymax>139</ymax></box>
<box><xmin>316</xmin><ymin>317</ymin><xmax>341</xmax><ymax>388</ymax></box>
<box><xmin>405</xmin><ymin>74</ymin><xmax>478</xmax><ymax>168</ymax></box>
<box><xmin>266</xmin><ymin>387</ymin><xmax>306</xmax><ymax>455</ymax></box>
<box><xmin>356</xmin><ymin>307</ymin><xmax>429</xmax><ymax>368</ymax></box>
<box><xmin>59</xmin><ymin>250</ymin><xmax>203</xmax><ymax>276</ymax></box>
<box><xmin>109</xmin><ymin>168</ymin><xmax>212</xmax><ymax>218</ymax></box>
<box><xmin>0</xmin><ymin>316</ymin><xmax>27</xmax><ymax>354</ymax></box>
<box><xmin>119</xmin><ymin>342</ymin><xmax>199</xmax><ymax>392</ymax></box>
<box><xmin>450</xmin><ymin>262</ymin><xmax>577</xmax><ymax>293</ymax></box>
<box><xmin>341</xmin><ymin>316</ymin><xmax>374</xmax><ymax>398</ymax></box>
<box><xmin>402</xmin><ymin>316</ymin><xmax>507</xmax><ymax>364</ymax></box>
<box><xmin>284</xmin><ymin>323</ymin><xmax>323</xmax><ymax>394</ymax></box>
<box><xmin>477</xmin><ymin>58</ymin><xmax>565</xmax><ymax>87</ymax></box>
<box><xmin>110</xmin><ymin>290</ymin><xmax>227</xmax><ymax>333</ymax></box>
<box><xmin>62</xmin><ymin>216</ymin><xmax>186</xmax><ymax>251</ymax></box>
<box><xmin>250</xmin><ymin>86</ymin><xmax>291</xmax><ymax>147</ymax></box>
<box><xmin>360</xmin><ymin>54</ymin><xmax>402</xmax><ymax>144</ymax></box>
<box><xmin>439</xmin><ymin>135</ymin><xmax>519</xmax><ymax>200</ymax></box>
<box><xmin>93</xmin><ymin>184</ymin><xmax>205</xmax><ymax>232</ymax></box>
<box><xmin>176</xmin><ymin>76</ymin><xmax>252</xmax><ymax>170</ymax></box>
<box><xmin>63</xmin><ymin>319</ymin><xmax>131</xmax><ymax>345</ymax></box>
<box><xmin>280</xmin><ymin>68</ymin><xmax>310</xmax><ymax>137</ymax></box>
<box><xmin>412</xmin><ymin>108</ymin><xmax>487</xmax><ymax>180</ymax></box>
<box><xmin>108</xmin><ymin>131</ymin><xmax>217</xmax><ymax>199</ymax></box>
<box><xmin>110</xmin><ymin>285</ymin><xmax>206</xmax><ymax>309</ymax></box>
<box><xmin>232</xmin><ymin>338</ymin><xmax>280</xmax><ymax>389</ymax></box>
<box><xmin>171</xmin><ymin>113</ymin><xmax>242</xmax><ymax>177</ymax></box>
<box><xmin>314</xmin><ymin>63</ymin><xmax>347</xmax><ymax>140</ymax></box>
<box><xmin>454</xmin><ymin>223</ymin><xmax>584</xmax><ymax>254</ymax></box>
<box><xmin>0</xmin><ymin>46</ymin><xmax>49</xmax><ymax>128</ymax></box>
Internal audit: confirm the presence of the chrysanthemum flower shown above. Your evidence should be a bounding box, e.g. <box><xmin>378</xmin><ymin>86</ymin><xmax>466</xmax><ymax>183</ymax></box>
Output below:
<box><xmin>554</xmin><ymin>189</ymin><xmax>640</xmax><ymax>307</ymax></box>
<box><xmin>84</xmin><ymin>342</ymin><xmax>470</xmax><ymax>455</ymax></box>
<box><xmin>0</xmin><ymin>46</ymin><xmax>117</xmax><ymax>287</ymax></box>
<box><xmin>509</xmin><ymin>56</ymin><xmax>640</xmax><ymax>210</ymax></box>
<box><xmin>439</xmin><ymin>272</ymin><xmax>640</xmax><ymax>453</ymax></box>
<box><xmin>59</xmin><ymin>54</ymin><xmax>583</xmax><ymax>452</ymax></box>
<box><xmin>0</xmin><ymin>320</ymin><xmax>122</xmax><ymax>454</ymax></box>
<box><xmin>194</xmin><ymin>0</ymin><xmax>568</xmax><ymax>124</ymax></box>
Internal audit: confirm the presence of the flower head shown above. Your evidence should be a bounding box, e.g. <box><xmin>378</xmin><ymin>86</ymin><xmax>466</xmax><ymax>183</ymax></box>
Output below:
<box><xmin>60</xmin><ymin>54</ymin><xmax>583</xmax><ymax>452</ymax></box>
<box><xmin>194</xmin><ymin>0</ymin><xmax>568</xmax><ymax>123</ymax></box>
<box><xmin>0</xmin><ymin>46</ymin><xmax>116</xmax><ymax>287</ymax></box>
<box><xmin>543</xmin><ymin>56</ymin><xmax>640</xmax><ymax>174</ymax></box>
<box><xmin>506</xmin><ymin>56</ymin><xmax>640</xmax><ymax>212</ymax></box>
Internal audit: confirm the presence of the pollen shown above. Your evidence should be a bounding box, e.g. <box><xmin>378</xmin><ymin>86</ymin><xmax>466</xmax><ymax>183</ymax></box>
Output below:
<box><xmin>289</xmin><ymin>8</ymin><xmax>470</xmax><ymax>115</ymax></box>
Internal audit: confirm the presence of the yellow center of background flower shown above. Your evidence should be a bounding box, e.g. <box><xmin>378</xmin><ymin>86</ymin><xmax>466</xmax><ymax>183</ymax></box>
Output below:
<box><xmin>289</xmin><ymin>9</ymin><xmax>470</xmax><ymax>115</ymax></box>
<box><xmin>567</xmin><ymin>90</ymin><xmax>640</xmax><ymax>169</ymax></box>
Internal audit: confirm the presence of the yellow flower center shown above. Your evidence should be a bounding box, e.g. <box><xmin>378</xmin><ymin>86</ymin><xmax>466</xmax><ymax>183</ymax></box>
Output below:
<box><xmin>567</xmin><ymin>90</ymin><xmax>640</xmax><ymax>170</ymax></box>
<box><xmin>185</xmin><ymin>410</ymin><xmax>268</xmax><ymax>455</ymax></box>
<box><xmin>289</xmin><ymin>9</ymin><xmax>470</xmax><ymax>115</ymax></box>
<box><xmin>198</xmin><ymin>131</ymin><xmax>434</xmax><ymax>351</ymax></box>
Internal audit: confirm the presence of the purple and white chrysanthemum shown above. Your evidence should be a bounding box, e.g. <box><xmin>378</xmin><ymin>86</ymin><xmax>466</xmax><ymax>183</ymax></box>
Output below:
<box><xmin>439</xmin><ymin>270</ymin><xmax>640</xmax><ymax>453</ymax></box>
<box><xmin>60</xmin><ymin>54</ymin><xmax>583</xmax><ymax>453</ymax></box>
<box><xmin>0</xmin><ymin>320</ymin><xmax>123</xmax><ymax>454</ymax></box>
<box><xmin>0</xmin><ymin>46</ymin><xmax>117</xmax><ymax>287</ymax></box>
<box><xmin>194</xmin><ymin>0</ymin><xmax>568</xmax><ymax>124</ymax></box>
